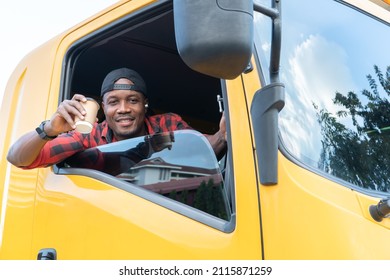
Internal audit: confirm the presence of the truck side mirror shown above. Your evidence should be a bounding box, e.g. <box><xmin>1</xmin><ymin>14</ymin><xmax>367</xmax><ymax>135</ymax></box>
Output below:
<box><xmin>173</xmin><ymin>0</ymin><xmax>254</xmax><ymax>79</ymax></box>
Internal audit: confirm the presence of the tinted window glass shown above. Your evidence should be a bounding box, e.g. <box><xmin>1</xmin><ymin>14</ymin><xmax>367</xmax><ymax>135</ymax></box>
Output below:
<box><xmin>255</xmin><ymin>0</ymin><xmax>390</xmax><ymax>193</ymax></box>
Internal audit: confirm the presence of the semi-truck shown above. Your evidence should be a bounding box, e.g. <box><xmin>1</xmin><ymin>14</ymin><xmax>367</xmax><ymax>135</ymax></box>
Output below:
<box><xmin>1</xmin><ymin>0</ymin><xmax>390</xmax><ymax>259</ymax></box>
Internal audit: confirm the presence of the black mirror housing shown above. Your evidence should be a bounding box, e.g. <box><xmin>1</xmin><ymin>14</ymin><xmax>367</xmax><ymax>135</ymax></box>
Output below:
<box><xmin>174</xmin><ymin>0</ymin><xmax>254</xmax><ymax>79</ymax></box>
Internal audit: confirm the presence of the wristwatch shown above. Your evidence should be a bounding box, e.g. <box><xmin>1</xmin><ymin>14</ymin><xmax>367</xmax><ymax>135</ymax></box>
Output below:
<box><xmin>35</xmin><ymin>120</ymin><xmax>57</xmax><ymax>140</ymax></box>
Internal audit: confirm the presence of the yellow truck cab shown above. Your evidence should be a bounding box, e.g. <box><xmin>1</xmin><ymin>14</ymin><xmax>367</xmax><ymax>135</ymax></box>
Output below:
<box><xmin>1</xmin><ymin>0</ymin><xmax>390</xmax><ymax>259</ymax></box>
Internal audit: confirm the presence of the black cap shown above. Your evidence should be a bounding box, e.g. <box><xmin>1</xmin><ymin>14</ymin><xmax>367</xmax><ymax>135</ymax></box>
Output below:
<box><xmin>101</xmin><ymin>68</ymin><xmax>147</xmax><ymax>97</ymax></box>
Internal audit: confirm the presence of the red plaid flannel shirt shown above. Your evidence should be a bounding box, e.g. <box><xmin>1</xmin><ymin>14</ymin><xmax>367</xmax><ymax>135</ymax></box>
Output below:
<box><xmin>25</xmin><ymin>113</ymin><xmax>192</xmax><ymax>169</ymax></box>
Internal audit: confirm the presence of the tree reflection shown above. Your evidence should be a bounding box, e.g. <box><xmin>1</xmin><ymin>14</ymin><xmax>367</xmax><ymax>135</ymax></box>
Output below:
<box><xmin>168</xmin><ymin>178</ymin><xmax>228</xmax><ymax>220</ymax></box>
<box><xmin>315</xmin><ymin>65</ymin><xmax>390</xmax><ymax>192</ymax></box>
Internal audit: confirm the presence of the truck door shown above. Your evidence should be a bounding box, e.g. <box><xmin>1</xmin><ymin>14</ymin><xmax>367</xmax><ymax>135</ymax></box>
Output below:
<box><xmin>28</xmin><ymin>0</ymin><xmax>262</xmax><ymax>259</ymax></box>
<box><xmin>251</xmin><ymin>0</ymin><xmax>390</xmax><ymax>259</ymax></box>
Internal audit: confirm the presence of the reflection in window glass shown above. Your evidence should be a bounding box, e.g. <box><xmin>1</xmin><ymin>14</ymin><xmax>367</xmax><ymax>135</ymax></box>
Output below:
<box><xmin>255</xmin><ymin>0</ymin><xmax>390</xmax><ymax>193</ymax></box>
<box><xmin>64</xmin><ymin>130</ymin><xmax>231</xmax><ymax>220</ymax></box>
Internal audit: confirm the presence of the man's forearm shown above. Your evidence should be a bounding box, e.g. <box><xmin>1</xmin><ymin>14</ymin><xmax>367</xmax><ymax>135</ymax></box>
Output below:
<box><xmin>205</xmin><ymin>130</ymin><xmax>227</xmax><ymax>159</ymax></box>
<box><xmin>7</xmin><ymin>131</ymin><xmax>49</xmax><ymax>167</ymax></box>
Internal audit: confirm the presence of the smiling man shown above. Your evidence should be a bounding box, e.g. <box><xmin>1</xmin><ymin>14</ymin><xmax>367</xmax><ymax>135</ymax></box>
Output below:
<box><xmin>7</xmin><ymin>68</ymin><xmax>227</xmax><ymax>169</ymax></box>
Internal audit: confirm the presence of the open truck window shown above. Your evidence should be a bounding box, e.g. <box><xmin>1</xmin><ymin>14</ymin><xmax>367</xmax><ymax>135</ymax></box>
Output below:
<box><xmin>63</xmin><ymin>3</ymin><xmax>222</xmax><ymax>134</ymax></box>
<box><xmin>55</xmin><ymin>1</ymin><xmax>234</xmax><ymax>231</ymax></box>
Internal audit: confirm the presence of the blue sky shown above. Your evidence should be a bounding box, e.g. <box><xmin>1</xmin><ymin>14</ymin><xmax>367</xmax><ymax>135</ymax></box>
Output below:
<box><xmin>0</xmin><ymin>0</ymin><xmax>119</xmax><ymax>108</ymax></box>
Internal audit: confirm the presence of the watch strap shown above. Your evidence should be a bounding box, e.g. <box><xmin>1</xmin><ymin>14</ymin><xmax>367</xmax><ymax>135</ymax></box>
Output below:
<box><xmin>36</xmin><ymin>120</ymin><xmax>57</xmax><ymax>140</ymax></box>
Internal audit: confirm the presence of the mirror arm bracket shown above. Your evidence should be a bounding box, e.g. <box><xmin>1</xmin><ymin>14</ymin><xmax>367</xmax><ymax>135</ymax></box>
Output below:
<box><xmin>251</xmin><ymin>83</ymin><xmax>285</xmax><ymax>185</ymax></box>
<box><xmin>254</xmin><ymin>1</ymin><xmax>282</xmax><ymax>83</ymax></box>
<box><xmin>253</xmin><ymin>2</ymin><xmax>279</xmax><ymax>19</ymax></box>
<box><xmin>251</xmin><ymin>1</ymin><xmax>284</xmax><ymax>185</ymax></box>
<box><xmin>270</xmin><ymin>0</ymin><xmax>282</xmax><ymax>83</ymax></box>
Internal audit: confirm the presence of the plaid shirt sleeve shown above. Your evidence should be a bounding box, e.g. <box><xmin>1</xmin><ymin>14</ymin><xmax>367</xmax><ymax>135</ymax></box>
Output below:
<box><xmin>23</xmin><ymin>133</ymin><xmax>85</xmax><ymax>169</ymax></box>
<box><xmin>23</xmin><ymin>125</ymin><xmax>104</xmax><ymax>169</ymax></box>
<box><xmin>145</xmin><ymin>113</ymin><xmax>192</xmax><ymax>134</ymax></box>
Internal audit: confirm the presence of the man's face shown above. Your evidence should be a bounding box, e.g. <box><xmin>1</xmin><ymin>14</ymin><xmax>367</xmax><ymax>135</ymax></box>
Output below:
<box><xmin>102</xmin><ymin>78</ymin><xmax>148</xmax><ymax>141</ymax></box>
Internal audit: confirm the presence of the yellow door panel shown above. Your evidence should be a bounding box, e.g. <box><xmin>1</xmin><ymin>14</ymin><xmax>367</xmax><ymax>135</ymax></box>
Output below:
<box><xmin>248</xmin><ymin>0</ymin><xmax>390</xmax><ymax>259</ymax></box>
<box><xmin>259</xmin><ymin>155</ymin><xmax>390</xmax><ymax>259</ymax></box>
<box><xmin>0</xmin><ymin>167</ymin><xmax>37</xmax><ymax>259</ymax></box>
<box><xmin>31</xmin><ymin>162</ymin><xmax>261</xmax><ymax>259</ymax></box>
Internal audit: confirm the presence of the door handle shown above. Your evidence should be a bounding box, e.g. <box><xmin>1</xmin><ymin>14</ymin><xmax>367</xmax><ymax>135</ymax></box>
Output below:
<box><xmin>37</xmin><ymin>248</ymin><xmax>57</xmax><ymax>260</ymax></box>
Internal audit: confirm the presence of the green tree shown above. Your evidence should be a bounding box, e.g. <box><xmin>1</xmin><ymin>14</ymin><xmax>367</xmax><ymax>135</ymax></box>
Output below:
<box><xmin>194</xmin><ymin>178</ymin><xmax>228</xmax><ymax>219</ymax></box>
<box><xmin>316</xmin><ymin>66</ymin><xmax>390</xmax><ymax>192</ymax></box>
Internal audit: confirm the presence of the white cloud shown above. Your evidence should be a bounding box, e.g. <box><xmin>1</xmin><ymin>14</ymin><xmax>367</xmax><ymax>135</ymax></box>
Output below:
<box><xmin>280</xmin><ymin>34</ymin><xmax>356</xmax><ymax>161</ymax></box>
<box><xmin>0</xmin><ymin>0</ymin><xmax>119</xmax><ymax>108</ymax></box>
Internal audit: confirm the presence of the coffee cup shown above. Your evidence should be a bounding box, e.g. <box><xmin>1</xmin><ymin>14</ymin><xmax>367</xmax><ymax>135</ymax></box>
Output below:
<box><xmin>75</xmin><ymin>98</ymin><xmax>100</xmax><ymax>134</ymax></box>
